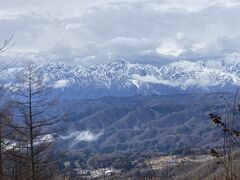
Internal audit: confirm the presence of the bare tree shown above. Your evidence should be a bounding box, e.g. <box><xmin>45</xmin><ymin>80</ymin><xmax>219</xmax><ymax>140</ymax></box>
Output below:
<box><xmin>0</xmin><ymin>36</ymin><xmax>14</xmax><ymax>54</ymax></box>
<box><xmin>11</xmin><ymin>64</ymin><xmax>61</xmax><ymax>180</ymax></box>
<box><xmin>209</xmin><ymin>90</ymin><xmax>240</xmax><ymax>180</ymax></box>
<box><xmin>0</xmin><ymin>107</ymin><xmax>14</xmax><ymax>180</ymax></box>
<box><xmin>0</xmin><ymin>36</ymin><xmax>17</xmax><ymax>179</ymax></box>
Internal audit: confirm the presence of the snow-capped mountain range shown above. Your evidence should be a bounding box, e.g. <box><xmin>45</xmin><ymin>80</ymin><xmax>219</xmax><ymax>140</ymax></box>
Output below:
<box><xmin>3</xmin><ymin>59</ymin><xmax>240</xmax><ymax>98</ymax></box>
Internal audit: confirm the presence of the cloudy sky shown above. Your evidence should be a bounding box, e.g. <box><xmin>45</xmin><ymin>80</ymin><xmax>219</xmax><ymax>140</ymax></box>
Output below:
<box><xmin>1</xmin><ymin>0</ymin><xmax>240</xmax><ymax>65</ymax></box>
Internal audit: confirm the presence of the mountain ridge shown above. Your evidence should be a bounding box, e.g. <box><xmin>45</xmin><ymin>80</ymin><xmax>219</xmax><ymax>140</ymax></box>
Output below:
<box><xmin>3</xmin><ymin>59</ymin><xmax>240</xmax><ymax>98</ymax></box>
<box><xmin>56</xmin><ymin>92</ymin><xmax>237</xmax><ymax>153</ymax></box>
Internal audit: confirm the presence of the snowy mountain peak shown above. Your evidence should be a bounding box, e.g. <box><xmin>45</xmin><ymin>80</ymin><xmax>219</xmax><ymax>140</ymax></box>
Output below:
<box><xmin>2</xmin><ymin>59</ymin><xmax>240</xmax><ymax>98</ymax></box>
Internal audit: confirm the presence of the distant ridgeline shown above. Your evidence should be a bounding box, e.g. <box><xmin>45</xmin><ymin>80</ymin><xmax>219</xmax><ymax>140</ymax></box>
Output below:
<box><xmin>1</xmin><ymin>59</ymin><xmax>240</xmax><ymax>99</ymax></box>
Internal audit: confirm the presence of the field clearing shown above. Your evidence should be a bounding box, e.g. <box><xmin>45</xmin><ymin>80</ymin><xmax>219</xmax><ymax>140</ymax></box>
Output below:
<box><xmin>149</xmin><ymin>155</ymin><xmax>212</xmax><ymax>170</ymax></box>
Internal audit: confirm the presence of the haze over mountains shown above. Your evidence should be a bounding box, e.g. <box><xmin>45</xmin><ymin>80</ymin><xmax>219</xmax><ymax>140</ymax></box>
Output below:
<box><xmin>56</xmin><ymin>92</ymin><xmax>237</xmax><ymax>153</ymax></box>
<box><xmin>3</xmin><ymin>57</ymin><xmax>240</xmax><ymax>99</ymax></box>
<box><xmin>3</xmin><ymin>58</ymin><xmax>239</xmax><ymax>153</ymax></box>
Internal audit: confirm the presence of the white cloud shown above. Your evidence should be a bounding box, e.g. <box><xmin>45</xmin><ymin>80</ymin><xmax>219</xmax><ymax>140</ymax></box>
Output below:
<box><xmin>61</xmin><ymin>130</ymin><xmax>103</xmax><ymax>147</ymax></box>
<box><xmin>54</xmin><ymin>79</ymin><xmax>70</xmax><ymax>89</ymax></box>
<box><xmin>0</xmin><ymin>0</ymin><xmax>240</xmax><ymax>65</ymax></box>
<box><xmin>145</xmin><ymin>0</ymin><xmax>240</xmax><ymax>12</ymax></box>
<box><xmin>74</xmin><ymin>131</ymin><xmax>102</xmax><ymax>142</ymax></box>
<box><xmin>156</xmin><ymin>40</ymin><xmax>186</xmax><ymax>57</ymax></box>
